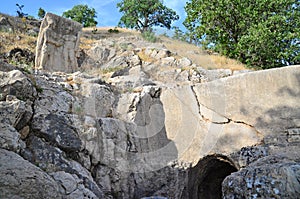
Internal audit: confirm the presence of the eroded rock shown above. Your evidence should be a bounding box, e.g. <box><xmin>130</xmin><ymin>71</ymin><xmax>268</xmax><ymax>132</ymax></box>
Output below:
<box><xmin>35</xmin><ymin>13</ymin><xmax>82</xmax><ymax>72</ymax></box>
<box><xmin>0</xmin><ymin>149</ymin><xmax>62</xmax><ymax>199</ymax></box>
<box><xmin>223</xmin><ymin>155</ymin><xmax>300</xmax><ymax>199</ymax></box>
<box><xmin>0</xmin><ymin>70</ymin><xmax>36</xmax><ymax>101</ymax></box>
<box><xmin>0</xmin><ymin>123</ymin><xmax>25</xmax><ymax>152</ymax></box>
<box><xmin>193</xmin><ymin>65</ymin><xmax>300</xmax><ymax>136</ymax></box>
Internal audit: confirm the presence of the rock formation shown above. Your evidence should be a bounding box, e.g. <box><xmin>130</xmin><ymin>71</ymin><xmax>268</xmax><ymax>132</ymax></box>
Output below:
<box><xmin>0</xmin><ymin>149</ymin><xmax>62</xmax><ymax>199</ymax></box>
<box><xmin>0</xmin><ymin>14</ymin><xmax>299</xmax><ymax>199</ymax></box>
<box><xmin>35</xmin><ymin>13</ymin><xmax>82</xmax><ymax>73</ymax></box>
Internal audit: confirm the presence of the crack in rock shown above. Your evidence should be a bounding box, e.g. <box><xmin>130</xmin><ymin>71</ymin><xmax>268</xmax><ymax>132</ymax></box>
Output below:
<box><xmin>190</xmin><ymin>85</ymin><xmax>263</xmax><ymax>138</ymax></box>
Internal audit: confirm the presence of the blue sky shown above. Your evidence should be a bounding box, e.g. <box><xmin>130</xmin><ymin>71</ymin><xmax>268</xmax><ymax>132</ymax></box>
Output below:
<box><xmin>0</xmin><ymin>0</ymin><xmax>188</xmax><ymax>32</ymax></box>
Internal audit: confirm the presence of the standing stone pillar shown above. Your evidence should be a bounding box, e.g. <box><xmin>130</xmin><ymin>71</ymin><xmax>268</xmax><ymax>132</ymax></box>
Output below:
<box><xmin>35</xmin><ymin>13</ymin><xmax>82</xmax><ymax>73</ymax></box>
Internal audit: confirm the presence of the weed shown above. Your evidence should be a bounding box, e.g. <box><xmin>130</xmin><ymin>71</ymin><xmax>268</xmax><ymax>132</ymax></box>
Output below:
<box><xmin>35</xmin><ymin>85</ymin><xmax>43</xmax><ymax>93</ymax></box>
<box><xmin>102</xmin><ymin>66</ymin><xmax>127</xmax><ymax>74</ymax></box>
<box><xmin>122</xmin><ymin>87</ymin><xmax>135</xmax><ymax>93</ymax></box>
<box><xmin>22</xmin><ymin>64</ymin><xmax>32</xmax><ymax>74</ymax></box>
<box><xmin>86</xmin><ymin>66</ymin><xmax>127</xmax><ymax>76</ymax></box>
<box><xmin>160</xmin><ymin>36</ymin><xmax>247</xmax><ymax>71</ymax></box>
<box><xmin>141</xmin><ymin>31</ymin><xmax>157</xmax><ymax>43</ymax></box>
<box><xmin>119</xmin><ymin>43</ymin><xmax>129</xmax><ymax>50</ymax></box>
<box><xmin>74</xmin><ymin>105</ymin><xmax>82</xmax><ymax>114</ymax></box>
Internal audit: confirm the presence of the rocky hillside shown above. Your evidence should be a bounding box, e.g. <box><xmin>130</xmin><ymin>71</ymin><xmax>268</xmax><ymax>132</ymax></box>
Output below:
<box><xmin>0</xmin><ymin>13</ymin><xmax>299</xmax><ymax>199</ymax></box>
<box><xmin>0</xmin><ymin>12</ymin><xmax>245</xmax><ymax>71</ymax></box>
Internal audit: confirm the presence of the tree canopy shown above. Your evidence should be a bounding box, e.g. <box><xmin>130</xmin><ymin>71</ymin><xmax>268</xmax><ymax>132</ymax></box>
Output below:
<box><xmin>38</xmin><ymin>8</ymin><xmax>46</xmax><ymax>19</ymax></box>
<box><xmin>184</xmin><ymin>0</ymin><xmax>300</xmax><ymax>69</ymax></box>
<box><xmin>62</xmin><ymin>4</ymin><xmax>97</xmax><ymax>27</ymax></box>
<box><xmin>117</xmin><ymin>0</ymin><xmax>179</xmax><ymax>32</ymax></box>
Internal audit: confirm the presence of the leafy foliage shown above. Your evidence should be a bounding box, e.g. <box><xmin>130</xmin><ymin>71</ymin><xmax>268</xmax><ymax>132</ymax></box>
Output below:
<box><xmin>117</xmin><ymin>0</ymin><xmax>179</xmax><ymax>32</ymax></box>
<box><xmin>38</xmin><ymin>8</ymin><xmax>46</xmax><ymax>19</ymax></box>
<box><xmin>62</xmin><ymin>4</ymin><xmax>97</xmax><ymax>27</ymax></box>
<box><xmin>184</xmin><ymin>0</ymin><xmax>300</xmax><ymax>69</ymax></box>
<box><xmin>172</xmin><ymin>26</ymin><xmax>199</xmax><ymax>44</ymax></box>
<box><xmin>172</xmin><ymin>26</ymin><xmax>187</xmax><ymax>41</ymax></box>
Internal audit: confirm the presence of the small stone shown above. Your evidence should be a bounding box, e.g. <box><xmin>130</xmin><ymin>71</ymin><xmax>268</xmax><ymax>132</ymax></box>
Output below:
<box><xmin>19</xmin><ymin>125</ymin><xmax>30</xmax><ymax>140</ymax></box>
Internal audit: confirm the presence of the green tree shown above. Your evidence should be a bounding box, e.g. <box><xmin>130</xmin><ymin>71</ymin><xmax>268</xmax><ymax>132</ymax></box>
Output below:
<box><xmin>38</xmin><ymin>7</ymin><xmax>46</xmax><ymax>19</ymax></box>
<box><xmin>172</xmin><ymin>26</ymin><xmax>185</xmax><ymax>41</ymax></box>
<box><xmin>62</xmin><ymin>4</ymin><xmax>97</xmax><ymax>27</ymax></box>
<box><xmin>117</xmin><ymin>0</ymin><xmax>179</xmax><ymax>32</ymax></box>
<box><xmin>184</xmin><ymin>0</ymin><xmax>300</xmax><ymax>69</ymax></box>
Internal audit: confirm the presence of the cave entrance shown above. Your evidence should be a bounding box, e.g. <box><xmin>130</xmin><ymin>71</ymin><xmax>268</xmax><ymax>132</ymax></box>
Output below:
<box><xmin>187</xmin><ymin>155</ymin><xmax>238</xmax><ymax>199</ymax></box>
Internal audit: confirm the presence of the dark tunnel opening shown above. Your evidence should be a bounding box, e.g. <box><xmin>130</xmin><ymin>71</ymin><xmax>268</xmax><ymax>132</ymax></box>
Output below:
<box><xmin>185</xmin><ymin>155</ymin><xmax>238</xmax><ymax>199</ymax></box>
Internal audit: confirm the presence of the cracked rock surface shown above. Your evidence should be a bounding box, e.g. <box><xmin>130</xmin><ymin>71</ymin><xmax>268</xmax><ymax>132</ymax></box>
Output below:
<box><xmin>0</xmin><ymin>15</ymin><xmax>300</xmax><ymax>198</ymax></box>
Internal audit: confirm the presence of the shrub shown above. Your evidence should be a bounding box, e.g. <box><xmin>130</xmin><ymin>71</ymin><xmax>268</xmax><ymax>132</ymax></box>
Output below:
<box><xmin>141</xmin><ymin>31</ymin><xmax>157</xmax><ymax>43</ymax></box>
<box><xmin>108</xmin><ymin>28</ymin><xmax>119</xmax><ymax>33</ymax></box>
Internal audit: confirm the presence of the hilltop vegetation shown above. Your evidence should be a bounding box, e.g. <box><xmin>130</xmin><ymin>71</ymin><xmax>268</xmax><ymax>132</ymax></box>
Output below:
<box><xmin>0</xmin><ymin>13</ymin><xmax>246</xmax><ymax>72</ymax></box>
<box><xmin>1</xmin><ymin>0</ymin><xmax>299</xmax><ymax>70</ymax></box>
<box><xmin>184</xmin><ymin>0</ymin><xmax>300</xmax><ymax>69</ymax></box>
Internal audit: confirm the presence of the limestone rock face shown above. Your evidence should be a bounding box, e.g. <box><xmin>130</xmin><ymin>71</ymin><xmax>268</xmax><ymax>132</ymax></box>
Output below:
<box><xmin>0</xmin><ymin>97</ymin><xmax>32</xmax><ymax>130</ymax></box>
<box><xmin>160</xmin><ymin>85</ymin><xmax>262</xmax><ymax>164</ymax></box>
<box><xmin>0</xmin><ymin>70</ymin><xmax>34</xmax><ymax>153</ymax></box>
<box><xmin>0</xmin><ymin>122</ymin><xmax>25</xmax><ymax>152</ymax></box>
<box><xmin>1</xmin><ymin>24</ymin><xmax>300</xmax><ymax>199</ymax></box>
<box><xmin>0</xmin><ymin>97</ymin><xmax>32</xmax><ymax>152</ymax></box>
<box><xmin>223</xmin><ymin>155</ymin><xmax>300</xmax><ymax>199</ymax></box>
<box><xmin>0</xmin><ymin>70</ymin><xmax>36</xmax><ymax>101</ymax></box>
<box><xmin>0</xmin><ymin>60</ymin><xmax>17</xmax><ymax>72</ymax></box>
<box><xmin>35</xmin><ymin>13</ymin><xmax>82</xmax><ymax>73</ymax></box>
<box><xmin>0</xmin><ymin>149</ymin><xmax>62</xmax><ymax>199</ymax></box>
<box><xmin>193</xmin><ymin>65</ymin><xmax>300</xmax><ymax>136</ymax></box>
<box><xmin>0</xmin><ymin>16</ymin><xmax>13</xmax><ymax>32</ymax></box>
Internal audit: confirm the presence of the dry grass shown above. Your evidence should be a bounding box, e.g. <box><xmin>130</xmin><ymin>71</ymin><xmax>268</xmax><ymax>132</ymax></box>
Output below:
<box><xmin>0</xmin><ymin>20</ymin><xmax>247</xmax><ymax>72</ymax></box>
<box><xmin>83</xmin><ymin>26</ymin><xmax>138</xmax><ymax>34</ymax></box>
<box><xmin>137</xmin><ymin>49</ymin><xmax>156</xmax><ymax>63</ymax></box>
<box><xmin>159</xmin><ymin>36</ymin><xmax>247</xmax><ymax>71</ymax></box>
<box><xmin>84</xmin><ymin>65</ymin><xmax>127</xmax><ymax>80</ymax></box>
<box><xmin>80</xmin><ymin>27</ymin><xmax>140</xmax><ymax>50</ymax></box>
<box><xmin>0</xmin><ymin>31</ymin><xmax>36</xmax><ymax>54</ymax></box>
<box><xmin>209</xmin><ymin>54</ymin><xmax>246</xmax><ymax>70</ymax></box>
<box><xmin>81</xmin><ymin>27</ymin><xmax>247</xmax><ymax>71</ymax></box>
<box><xmin>79</xmin><ymin>37</ymin><xmax>97</xmax><ymax>50</ymax></box>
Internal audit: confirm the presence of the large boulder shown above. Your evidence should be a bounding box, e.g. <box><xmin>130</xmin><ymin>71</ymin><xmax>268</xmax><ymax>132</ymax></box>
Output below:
<box><xmin>0</xmin><ymin>149</ymin><xmax>62</xmax><ymax>199</ymax></box>
<box><xmin>35</xmin><ymin>13</ymin><xmax>82</xmax><ymax>73</ymax></box>
<box><xmin>193</xmin><ymin>65</ymin><xmax>300</xmax><ymax>136</ymax></box>
<box><xmin>223</xmin><ymin>155</ymin><xmax>300</xmax><ymax>199</ymax></box>
<box><xmin>160</xmin><ymin>85</ymin><xmax>261</xmax><ymax>164</ymax></box>
<box><xmin>0</xmin><ymin>60</ymin><xmax>18</xmax><ymax>72</ymax></box>
<box><xmin>0</xmin><ymin>95</ymin><xmax>32</xmax><ymax>152</ymax></box>
<box><xmin>0</xmin><ymin>70</ymin><xmax>36</xmax><ymax>101</ymax></box>
<box><xmin>0</xmin><ymin>96</ymin><xmax>33</xmax><ymax>130</ymax></box>
<box><xmin>0</xmin><ymin>122</ymin><xmax>25</xmax><ymax>152</ymax></box>
<box><xmin>22</xmin><ymin>136</ymin><xmax>104</xmax><ymax>199</ymax></box>
<box><xmin>32</xmin><ymin>113</ymin><xmax>82</xmax><ymax>152</ymax></box>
